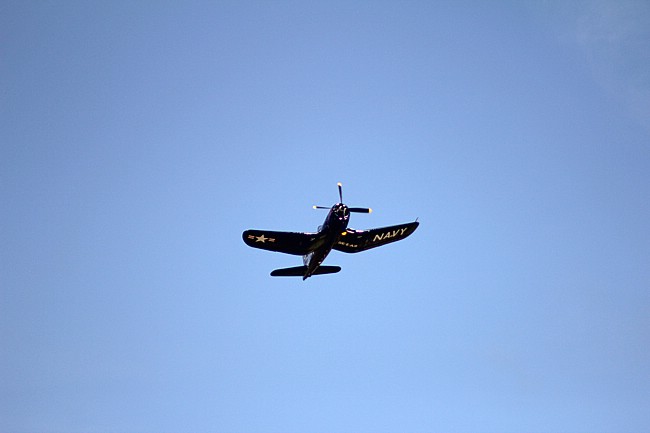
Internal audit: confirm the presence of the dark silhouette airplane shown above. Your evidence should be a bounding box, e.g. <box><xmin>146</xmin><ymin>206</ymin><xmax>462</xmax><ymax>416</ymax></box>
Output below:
<box><xmin>242</xmin><ymin>183</ymin><xmax>419</xmax><ymax>280</ymax></box>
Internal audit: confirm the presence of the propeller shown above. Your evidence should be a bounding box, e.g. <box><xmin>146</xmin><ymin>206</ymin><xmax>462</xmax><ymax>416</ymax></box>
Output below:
<box><xmin>349</xmin><ymin>207</ymin><xmax>372</xmax><ymax>213</ymax></box>
<box><xmin>313</xmin><ymin>182</ymin><xmax>372</xmax><ymax>213</ymax></box>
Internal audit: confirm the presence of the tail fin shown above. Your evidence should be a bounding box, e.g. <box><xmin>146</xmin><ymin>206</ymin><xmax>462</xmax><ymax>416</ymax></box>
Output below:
<box><xmin>270</xmin><ymin>265</ymin><xmax>341</xmax><ymax>278</ymax></box>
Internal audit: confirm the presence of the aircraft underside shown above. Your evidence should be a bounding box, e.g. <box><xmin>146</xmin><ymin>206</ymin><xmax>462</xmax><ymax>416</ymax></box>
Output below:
<box><xmin>242</xmin><ymin>183</ymin><xmax>419</xmax><ymax>280</ymax></box>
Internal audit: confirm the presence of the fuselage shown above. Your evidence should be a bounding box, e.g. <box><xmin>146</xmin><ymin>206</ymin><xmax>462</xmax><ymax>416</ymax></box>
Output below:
<box><xmin>302</xmin><ymin>203</ymin><xmax>350</xmax><ymax>279</ymax></box>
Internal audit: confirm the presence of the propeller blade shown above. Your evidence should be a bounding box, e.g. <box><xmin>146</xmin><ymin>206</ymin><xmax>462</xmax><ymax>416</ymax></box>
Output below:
<box><xmin>337</xmin><ymin>182</ymin><xmax>343</xmax><ymax>203</ymax></box>
<box><xmin>313</xmin><ymin>205</ymin><xmax>330</xmax><ymax>210</ymax></box>
<box><xmin>349</xmin><ymin>207</ymin><xmax>372</xmax><ymax>213</ymax></box>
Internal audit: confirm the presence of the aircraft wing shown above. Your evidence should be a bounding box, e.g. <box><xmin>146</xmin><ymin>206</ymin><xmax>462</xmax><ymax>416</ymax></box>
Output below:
<box><xmin>242</xmin><ymin>229</ymin><xmax>320</xmax><ymax>256</ymax></box>
<box><xmin>333</xmin><ymin>221</ymin><xmax>419</xmax><ymax>253</ymax></box>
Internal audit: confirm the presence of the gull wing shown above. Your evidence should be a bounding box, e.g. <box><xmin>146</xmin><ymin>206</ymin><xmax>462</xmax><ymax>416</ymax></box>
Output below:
<box><xmin>242</xmin><ymin>229</ymin><xmax>320</xmax><ymax>256</ymax></box>
<box><xmin>333</xmin><ymin>221</ymin><xmax>419</xmax><ymax>253</ymax></box>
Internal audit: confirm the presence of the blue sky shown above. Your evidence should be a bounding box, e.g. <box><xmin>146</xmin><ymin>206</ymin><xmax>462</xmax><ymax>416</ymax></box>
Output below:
<box><xmin>2</xmin><ymin>1</ymin><xmax>649</xmax><ymax>432</ymax></box>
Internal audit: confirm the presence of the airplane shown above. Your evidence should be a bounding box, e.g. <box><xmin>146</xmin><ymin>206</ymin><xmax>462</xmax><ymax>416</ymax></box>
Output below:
<box><xmin>242</xmin><ymin>183</ymin><xmax>419</xmax><ymax>280</ymax></box>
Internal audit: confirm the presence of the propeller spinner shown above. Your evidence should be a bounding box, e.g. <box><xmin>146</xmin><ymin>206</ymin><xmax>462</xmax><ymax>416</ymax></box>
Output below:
<box><xmin>313</xmin><ymin>182</ymin><xmax>372</xmax><ymax>213</ymax></box>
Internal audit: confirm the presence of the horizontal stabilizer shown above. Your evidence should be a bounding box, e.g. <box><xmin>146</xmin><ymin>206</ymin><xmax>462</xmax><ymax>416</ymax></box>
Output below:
<box><xmin>270</xmin><ymin>265</ymin><xmax>341</xmax><ymax>277</ymax></box>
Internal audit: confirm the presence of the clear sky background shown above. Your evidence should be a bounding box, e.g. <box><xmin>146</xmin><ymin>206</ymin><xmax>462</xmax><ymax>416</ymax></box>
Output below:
<box><xmin>2</xmin><ymin>1</ymin><xmax>649</xmax><ymax>432</ymax></box>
